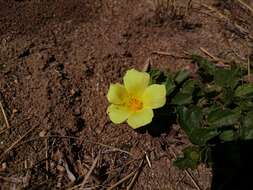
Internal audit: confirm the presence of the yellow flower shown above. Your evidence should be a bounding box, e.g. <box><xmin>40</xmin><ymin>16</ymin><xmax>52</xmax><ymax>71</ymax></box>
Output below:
<box><xmin>107</xmin><ymin>69</ymin><xmax>166</xmax><ymax>129</ymax></box>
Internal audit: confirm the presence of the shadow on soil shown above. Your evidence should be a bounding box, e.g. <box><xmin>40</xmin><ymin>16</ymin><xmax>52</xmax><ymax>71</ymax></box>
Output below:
<box><xmin>211</xmin><ymin>140</ymin><xmax>253</xmax><ymax>190</ymax></box>
<box><xmin>135</xmin><ymin>107</ymin><xmax>176</xmax><ymax>137</ymax></box>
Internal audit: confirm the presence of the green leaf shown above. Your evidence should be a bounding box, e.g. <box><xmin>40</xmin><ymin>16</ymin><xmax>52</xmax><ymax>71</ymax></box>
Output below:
<box><xmin>177</xmin><ymin>107</ymin><xmax>219</xmax><ymax>145</ymax></box>
<box><xmin>191</xmin><ymin>54</ymin><xmax>216</xmax><ymax>75</ymax></box>
<box><xmin>174</xmin><ymin>70</ymin><xmax>190</xmax><ymax>84</ymax></box>
<box><xmin>237</xmin><ymin>100</ymin><xmax>253</xmax><ymax>111</ymax></box>
<box><xmin>148</xmin><ymin>69</ymin><xmax>163</xmax><ymax>84</ymax></box>
<box><xmin>171</xmin><ymin>93</ymin><xmax>192</xmax><ymax>105</ymax></box>
<box><xmin>240</xmin><ymin>111</ymin><xmax>253</xmax><ymax>140</ymax></box>
<box><xmin>178</xmin><ymin>106</ymin><xmax>202</xmax><ymax>129</ymax></box>
<box><xmin>219</xmin><ymin>130</ymin><xmax>236</xmax><ymax>142</ymax></box>
<box><xmin>203</xmin><ymin>104</ymin><xmax>221</xmax><ymax>115</ymax></box>
<box><xmin>235</xmin><ymin>84</ymin><xmax>253</xmax><ymax>97</ymax></box>
<box><xmin>214</xmin><ymin>67</ymin><xmax>240</xmax><ymax>88</ymax></box>
<box><xmin>170</xmin><ymin>80</ymin><xmax>197</xmax><ymax>105</ymax></box>
<box><xmin>202</xmin><ymin>84</ymin><xmax>222</xmax><ymax>100</ymax></box>
<box><xmin>200</xmin><ymin>147</ymin><xmax>213</xmax><ymax>167</ymax></box>
<box><xmin>164</xmin><ymin>76</ymin><xmax>176</xmax><ymax>96</ymax></box>
<box><xmin>174</xmin><ymin>146</ymin><xmax>200</xmax><ymax>169</ymax></box>
<box><xmin>203</xmin><ymin>84</ymin><xmax>222</xmax><ymax>94</ymax></box>
<box><xmin>190</xmin><ymin>128</ymin><xmax>219</xmax><ymax>146</ymax></box>
<box><xmin>181</xmin><ymin>79</ymin><xmax>197</xmax><ymax>94</ymax></box>
<box><xmin>207</xmin><ymin>108</ymin><xmax>241</xmax><ymax>127</ymax></box>
<box><xmin>220</xmin><ymin>87</ymin><xmax>235</xmax><ymax>105</ymax></box>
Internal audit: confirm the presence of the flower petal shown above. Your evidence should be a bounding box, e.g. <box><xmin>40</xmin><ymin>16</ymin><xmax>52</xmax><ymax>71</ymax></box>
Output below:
<box><xmin>123</xmin><ymin>69</ymin><xmax>150</xmax><ymax>96</ymax></box>
<box><xmin>143</xmin><ymin>84</ymin><xmax>166</xmax><ymax>109</ymax></box>
<box><xmin>107</xmin><ymin>105</ymin><xmax>130</xmax><ymax>124</ymax></box>
<box><xmin>107</xmin><ymin>83</ymin><xmax>127</xmax><ymax>104</ymax></box>
<box><xmin>127</xmin><ymin>108</ymin><xmax>153</xmax><ymax>129</ymax></box>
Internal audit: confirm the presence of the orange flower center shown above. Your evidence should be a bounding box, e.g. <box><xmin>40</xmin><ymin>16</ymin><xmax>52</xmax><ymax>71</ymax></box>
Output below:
<box><xmin>128</xmin><ymin>98</ymin><xmax>143</xmax><ymax>111</ymax></box>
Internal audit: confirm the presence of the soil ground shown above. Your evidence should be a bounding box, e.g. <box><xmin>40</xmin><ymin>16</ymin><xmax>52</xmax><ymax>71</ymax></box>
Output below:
<box><xmin>0</xmin><ymin>0</ymin><xmax>253</xmax><ymax>189</ymax></box>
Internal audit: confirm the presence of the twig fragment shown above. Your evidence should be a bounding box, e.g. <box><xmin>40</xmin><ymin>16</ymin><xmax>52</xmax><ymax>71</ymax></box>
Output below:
<box><xmin>126</xmin><ymin>159</ymin><xmax>144</xmax><ymax>190</ymax></box>
<box><xmin>237</xmin><ymin>0</ymin><xmax>253</xmax><ymax>14</ymax></box>
<box><xmin>185</xmin><ymin>169</ymin><xmax>202</xmax><ymax>190</ymax></box>
<box><xmin>199</xmin><ymin>47</ymin><xmax>219</xmax><ymax>62</ymax></box>
<box><xmin>68</xmin><ymin>155</ymin><xmax>100</xmax><ymax>190</ymax></box>
<box><xmin>0</xmin><ymin>176</ymin><xmax>22</xmax><ymax>184</ymax></box>
<box><xmin>170</xmin><ymin>148</ymin><xmax>202</xmax><ymax>190</ymax></box>
<box><xmin>152</xmin><ymin>51</ymin><xmax>191</xmax><ymax>59</ymax></box>
<box><xmin>200</xmin><ymin>3</ymin><xmax>226</xmax><ymax>19</ymax></box>
<box><xmin>0</xmin><ymin>128</ymin><xmax>8</xmax><ymax>135</ymax></box>
<box><xmin>64</xmin><ymin>162</ymin><xmax>76</xmax><ymax>183</ymax></box>
<box><xmin>200</xmin><ymin>2</ymin><xmax>253</xmax><ymax>41</ymax></box>
<box><xmin>107</xmin><ymin>170</ymin><xmax>135</xmax><ymax>190</ymax></box>
<box><xmin>0</xmin><ymin>101</ymin><xmax>10</xmax><ymax>128</ymax></box>
<box><xmin>0</xmin><ymin>124</ymin><xmax>38</xmax><ymax>161</ymax></box>
<box><xmin>145</xmin><ymin>153</ymin><xmax>152</xmax><ymax>168</ymax></box>
<box><xmin>142</xmin><ymin>58</ymin><xmax>152</xmax><ymax>72</ymax></box>
<box><xmin>45</xmin><ymin>138</ymin><xmax>49</xmax><ymax>180</ymax></box>
<box><xmin>16</xmin><ymin>135</ymin><xmax>133</xmax><ymax>156</ymax></box>
<box><xmin>80</xmin><ymin>155</ymin><xmax>100</xmax><ymax>188</ymax></box>
<box><xmin>200</xmin><ymin>47</ymin><xmax>230</xmax><ymax>68</ymax></box>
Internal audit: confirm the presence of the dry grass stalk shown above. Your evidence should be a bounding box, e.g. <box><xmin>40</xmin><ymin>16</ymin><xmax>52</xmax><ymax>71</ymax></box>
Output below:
<box><xmin>148</xmin><ymin>0</ymin><xmax>192</xmax><ymax>21</ymax></box>
<box><xmin>69</xmin><ymin>155</ymin><xmax>100</xmax><ymax>190</ymax></box>
<box><xmin>107</xmin><ymin>158</ymin><xmax>144</xmax><ymax>190</ymax></box>
<box><xmin>0</xmin><ymin>101</ymin><xmax>10</xmax><ymax>129</ymax></box>
<box><xmin>199</xmin><ymin>47</ymin><xmax>231</xmax><ymax>68</ymax></box>
<box><xmin>80</xmin><ymin>154</ymin><xmax>100</xmax><ymax>188</ymax></box>
<box><xmin>153</xmin><ymin>50</ymin><xmax>191</xmax><ymax>59</ymax></box>
<box><xmin>0</xmin><ymin>124</ymin><xmax>38</xmax><ymax>161</ymax></box>
<box><xmin>145</xmin><ymin>153</ymin><xmax>152</xmax><ymax>168</ymax></box>
<box><xmin>170</xmin><ymin>148</ymin><xmax>202</xmax><ymax>190</ymax></box>
<box><xmin>15</xmin><ymin>135</ymin><xmax>133</xmax><ymax>156</ymax></box>
<box><xmin>0</xmin><ymin>176</ymin><xmax>23</xmax><ymax>184</ymax></box>
<box><xmin>199</xmin><ymin>47</ymin><xmax>219</xmax><ymax>62</ymax></box>
<box><xmin>237</xmin><ymin>0</ymin><xmax>253</xmax><ymax>14</ymax></box>
<box><xmin>126</xmin><ymin>159</ymin><xmax>144</xmax><ymax>190</ymax></box>
<box><xmin>107</xmin><ymin>169</ymin><xmax>136</xmax><ymax>190</ymax></box>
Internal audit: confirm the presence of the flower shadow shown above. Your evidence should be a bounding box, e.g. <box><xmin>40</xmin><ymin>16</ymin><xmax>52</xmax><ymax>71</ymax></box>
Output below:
<box><xmin>134</xmin><ymin>107</ymin><xmax>177</xmax><ymax>137</ymax></box>
<box><xmin>211</xmin><ymin>140</ymin><xmax>253</xmax><ymax>190</ymax></box>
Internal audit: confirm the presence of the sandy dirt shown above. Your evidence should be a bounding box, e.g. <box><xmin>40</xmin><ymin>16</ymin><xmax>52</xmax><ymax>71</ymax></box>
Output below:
<box><xmin>0</xmin><ymin>0</ymin><xmax>252</xmax><ymax>189</ymax></box>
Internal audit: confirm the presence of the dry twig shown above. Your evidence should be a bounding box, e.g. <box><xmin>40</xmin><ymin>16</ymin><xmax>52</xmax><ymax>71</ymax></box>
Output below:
<box><xmin>152</xmin><ymin>50</ymin><xmax>191</xmax><ymax>59</ymax></box>
<box><xmin>68</xmin><ymin>155</ymin><xmax>100</xmax><ymax>190</ymax></box>
<box><xmin>15</xmin><ymin>135</ymin><xmax>133</xmax><ymax>156</ymax></box>
<box><xmin>199</xmin><ymin>47</ymin><xmax>231</xmax><ymax>68</ymax></box>
<box><xmin>170</xmin><ymin>148</ymin><xmax>202</xmax><ymax>190</ymax></box>
<box><xmin>64</xmin><ymin>162</ymin><xmax>76</xmax><ymax>183</ymax></box>
<box><xmin>237</xmin><ymin>0</ymin><xmax>253</xmax><ymax>14</ymax></box>
<box><xmin>145</xmin><ymin>153</ymin><xmax>152</xmax><ymax>168</ymax></box>
<box><xmin>200</xmin><ymin>1</ymin><xmax>253</xmax><ymax>41</ymax></box>
<box><xmin>80</xmin><ymin>155</ymin><xmax>100</xmax><ymax>188</ymax></box>
<box><xmin>126</xmin><ymin>159</ymin><xmax>144</xmax><ymax>190</ymax></box>
<box><xmin>0</xmin><ymin>101</ymin><xmax>10</xmax><ymax>129</ymax></box>
<box><xmin>0</xmin><ymin>124</ymin><xmax>38</xmax><ymax>161</ymax></box>
<box><xmin>107</xmin><ymin>169</ymin><xmax>136</xmax><ymax>190</ymax></box>
<box><xmin>0</xmin><ymin>176</ymin><xmax>23</xmax><ymax>184</ymax></box>
<box><xmin>200</xmin><ymin>3</ymin><xmax>226</xmax><ymax>19</ymax></box>
<box><xmin>45</xmin><ymin>138</ymin><xmax>49</xmax><ymax>180</ymax></box>
<box><xmin>199</xmin><ymin>47</ymin><xmax>219</xmax><ymax>62</ymax></box>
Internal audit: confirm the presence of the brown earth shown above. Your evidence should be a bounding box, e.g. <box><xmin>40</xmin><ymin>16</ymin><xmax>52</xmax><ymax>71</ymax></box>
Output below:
<box><xmin>0</xmin><ymin>0</ymin><xmax>253</xmax><ymax>189</ymax></box>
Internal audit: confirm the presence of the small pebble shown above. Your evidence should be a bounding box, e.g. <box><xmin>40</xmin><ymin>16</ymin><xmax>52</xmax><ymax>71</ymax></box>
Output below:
<box><xmin>0</xmin><ymin>162</ymin><xmax>7</xmax><ymax>172</ymax></box>
<box><xmin>56</xmin><ymin>165</ymin><xmax>65</xmax><ymax>172</ymax></box>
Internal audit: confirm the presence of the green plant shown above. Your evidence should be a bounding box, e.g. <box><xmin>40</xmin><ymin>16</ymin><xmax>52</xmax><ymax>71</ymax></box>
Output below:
<box><xmin>148</xmin><ymin>54</ymin><xmax>253</xmax><ymax>169</ymax></box>
<box><xmin>107</xmin><ymin>53</ymin><xmax>253</xmax><ymax>170</ymax></box>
